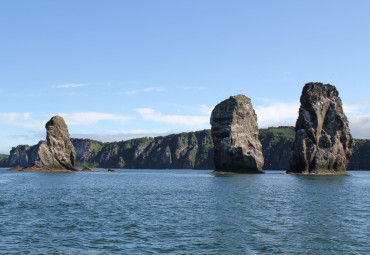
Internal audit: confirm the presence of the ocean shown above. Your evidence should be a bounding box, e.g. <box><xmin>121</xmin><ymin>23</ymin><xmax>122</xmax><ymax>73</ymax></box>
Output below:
<box><xmin>0</xmin><ymin>168</ymin><xmax>369</xmax><ymax>254</ymax></box>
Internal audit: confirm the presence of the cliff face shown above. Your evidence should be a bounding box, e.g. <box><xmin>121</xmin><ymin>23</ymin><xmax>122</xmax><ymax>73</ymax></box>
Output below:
<box><xmin>6</xmin><ymin>127</ymin><xmax>370</xmax><ymax>170</ymax></box>
<box><xmin>259</xmin><ymin>127</ymin><xmax>294</xmax><ymax>170</ymax></box>
<box><xmin>8</xmin><ymin>142</ymin><xmax>42</xmax><ymax>168</ymax></box>
<box><xmin>72</xmin><ymin>139</ymin><xmax>103</xmax><ymax>167</ymax></box>
<box><xmin>347</xmin><ymin>139</ymin><xmax>370</xmax><ymax>170</ymax></box>
<box><xmin>0</xmin><ymin>154</ymin><xmax>9</xmax><ymax>167</ymax></box>
<box><xmin>210</xmin><ymin>95</ymin><xmax>264</xmax><ymax>173</ymax></box>
<box><xmin>88</xmin><ymin>130</ymin><xmax>214</xmax><ymax>169</ymax></box>
<box><xmin>289</xmin><ymin>83</ymin><xmax>355</xmax><ymax>174</ymax></box>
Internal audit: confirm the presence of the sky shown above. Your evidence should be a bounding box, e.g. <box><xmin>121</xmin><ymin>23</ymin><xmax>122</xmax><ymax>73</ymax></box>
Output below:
<box><xmin>1</xmin><ymin>0</ymin><xmax>370</xmax><ymax>154</ymax></box>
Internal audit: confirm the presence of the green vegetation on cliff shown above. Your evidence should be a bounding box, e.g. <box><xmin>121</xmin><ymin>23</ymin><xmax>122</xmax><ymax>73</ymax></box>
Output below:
<box><xmin>259</xmin><ymin>126</ymin><xmax>295</xmax><ymax>170</ymax></box>
<box><xmin>347</xmin><ymin>139</ymin><xmax>370</xmax><ymax>170</ymax></box>
<box><xmin>74</xmin><ymin>130</ymin><xmax>213</xmax><ymax>169</ymax></box>
<box><xmin>0</xmin><ymin>154</ymin><xmax>9</xmax><ymax>167</ymax></box>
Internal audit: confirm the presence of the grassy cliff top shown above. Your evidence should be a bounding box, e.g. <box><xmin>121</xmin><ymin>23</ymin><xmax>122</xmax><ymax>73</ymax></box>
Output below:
<box><xmin>259</xmin><ymin>126</ymin><xmax>295</xmax><ymax>142</ymax></box>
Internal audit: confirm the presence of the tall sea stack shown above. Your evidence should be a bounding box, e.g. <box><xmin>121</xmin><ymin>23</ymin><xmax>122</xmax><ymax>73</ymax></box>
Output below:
<box><xmin>31</xmin><ymin>115</ymin><xmax>77</xmax><ymax>171</ymax></box>
<box><xmin>210</xmin><ymin>95</ymin><xmax>264</xmax><ymax>173</ymax></box>
<box><xmin>288</xmin><ymin>83</ymin><xmax>355</xmax><ymax>174</ymax></box>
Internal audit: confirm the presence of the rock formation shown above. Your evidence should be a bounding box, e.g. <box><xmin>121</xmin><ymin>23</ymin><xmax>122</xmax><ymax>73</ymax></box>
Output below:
<box><xmin>288</xmin><ymin>82</ymin><xmax>355</xmax><ymax>174</ymax></box>
<box><xmin>8</xmin><ymin>126</ymin><xmax>370</xmax><ymax>170</ymax></box>
<box><xmin>30</xmin><ymin>115</ymin><xmax>77</xmax><ymax>171</ymax></box>
<box><xmin>210</xmin><ymin>95</ymin><xmax>264</xmax><ymax>173</ymax></box>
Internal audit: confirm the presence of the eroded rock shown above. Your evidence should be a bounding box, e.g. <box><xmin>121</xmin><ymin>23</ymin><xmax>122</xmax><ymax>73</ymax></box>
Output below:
<box><xmin>210</xmin><ymin>95</ymin><xmax>264</xmax><ymax>173</ymax></box>
<box><xmin>31</xmin><ymin>116</ymin><xmax>77</xmax><ymax>171</ymax></box>
<box><xmin>288</xmin><ymin>83</ymin><xmax>355</xmax><ymax>174</ymax></box>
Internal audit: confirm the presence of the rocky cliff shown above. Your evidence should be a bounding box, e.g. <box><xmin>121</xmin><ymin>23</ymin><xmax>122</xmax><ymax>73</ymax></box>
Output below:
<box><xmin>289</xmin><ymin>83</ymin><xmax>355</xmax><ymax>174</ymax></box>
<box><xmin>210</xmin><ymin>95</ymin><xmax>264</xmax><ymax>173</ymax></box>
<box><xmin>8</xmin><ymin>142</ymin><xmax>42</xmax><ymax>168</ymax></box>
<box><xmin>0</xmin><ymin>154</ymin><xmax>9</xmax><ymax>167</ymax></box>
<box><xmin>6</xmin><ymin>127</ymin><xmax>370</xmax><ymax>170</ymax></box>
<box><xmin>73</xmin><ymin>130</ymin><xmax>214</xmax><ymax>169</ymax></box>
<box><xmin>259</xmin><ymin>127</ymin><xmax>294</xmax><ymax>170</ymax></box>
<box><xmin>30</xmin><ymin>116</ymin><xmax>77</xmax><ymax>170</ymax></box>
<box><xmin>347</xmin><ymin>139</ymin><xmax>370</xmax><ymax>170</ymax></box>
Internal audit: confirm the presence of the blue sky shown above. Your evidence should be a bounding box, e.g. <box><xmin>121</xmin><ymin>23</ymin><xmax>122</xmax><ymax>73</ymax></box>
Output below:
<box><xmin>1</xmin><ymin>0</ymin><xmax>370</xmax><ymax>154</ymax></box>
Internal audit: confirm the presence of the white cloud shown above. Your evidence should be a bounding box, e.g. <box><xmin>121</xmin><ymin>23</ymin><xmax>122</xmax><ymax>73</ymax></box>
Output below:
<box><xmin>343</xmin><ymin>99</ymin><xmax>370</xmax><ymax>116</ymax></box>
<box><xmin>200</xmin><ymin>104</ymin><xmax>214</xmax><ymax>115</ymax></box>
<box><xmin>57</xmin><ymin>112</ymin><xmax>133</xmax><ymax>126</ymax></box>
<box><xmin>135</xmin><ymin>108</ymin><xmax>210</xmax><ymax>128</ymax></box>
<box><xmin>255</xmin><ymin>101</ymin><xmax>300</xmax><ymax>124</ymax></box>
<box><xmin>0</xmin><ymin>112</ymin><xmax>133</xmax><ymax>129</ymax></box>
<box><xmin>54</xmin><ymin>83</ymin><xmax>86</xmax><ymax>88</ymax></box>
<box><xmin>0</xmin><ymin>113</ymin><xmax>45</xmax><ymax>129</ymax></box>
<box><xmin>123</xmin><ymin>87</ymin><xmax>165</xmax><ymax>95</ymax></box>
<box><xmin>125</xmin><ymin>90</ymin><xmax>139</xmax><ymax>95</ymax></box>
<box><xmin>350</xmin><ymin>99</ymin><xmax>370</xmax><ymax>104</ymax></box>
<box><xmin>348</xmin><ymin>115</ymin><xmax>370</xmax><ymax>139</ymax></box>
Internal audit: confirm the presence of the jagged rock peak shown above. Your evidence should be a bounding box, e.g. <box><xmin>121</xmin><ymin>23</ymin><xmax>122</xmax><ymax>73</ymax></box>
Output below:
<box><xmin>210</xmin><ymin>95</ymin><xmax>264</xmax><ymax>173</ymax></box>
<box><xmin>31</xmin><ymin>115</ymin><xmax>77</xmax><ymax>170</ymax></box>
<box><xmin>288</xmin><ymin>82</ymin><xmax>355</xmax><ymax>174</ymax></box>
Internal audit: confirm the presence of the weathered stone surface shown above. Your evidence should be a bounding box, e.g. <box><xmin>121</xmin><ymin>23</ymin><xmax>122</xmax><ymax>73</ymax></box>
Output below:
<box><xmin>31</xmin><ymin>116</ymin><xmax>77</xmax><ymax>170</ymax></box>
<box><xmin>210</xmin><ymin>95</ymin><xmax>264</xmax><ymax>173</ymax></box>
<box><xmin>288</xmin><ymin>83</ymin><xmax>355</xmax><ymax>174</ymax></box>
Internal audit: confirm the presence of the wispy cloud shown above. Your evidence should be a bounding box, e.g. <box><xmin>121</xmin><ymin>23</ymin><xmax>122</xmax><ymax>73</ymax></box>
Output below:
<box><xmin>135</xmin><ymin>108</ymin><xmax>210</xmax><ymax>128</ymax></box>
<box><xmin>0</xmin><ymin>112</ymin><xmax>133</xmax><ymax>129</ymax></box>
<box><xmin>0</xmin><ymin>113</ymin><xmax>45</xmax><ymax>129</ymax></box>
<box><xmin>199</xmin><ymin>104</ymin><xmax>214</xmax><ymax>115</ymax></box>
<box><xmin>255</xmin><ymin>101</ymin><xmax>300</xmax><ymax>124</ymax></box>
<box><xmin>125</xmin><ymin>90</ymin><xmax>139</xmax><ymax>95</ymax></box>
<box><xmin>54</xmin><ymin>83</ymin><xmax>86</xmax><ymax>88</ymax></box>
<box><xmin>57</xmin><ymin>112</ymin><xmax>133</xmax><ymax>126</ymax></box>
<box><xmin>348</xmin><ymin>115</ymin><xmax>370</xmax><ymax>139</ymax></box>
<box><xmin>343</xmin><ymin>99</ymin><xmax>370</xmax><ymax>115</ymax></box>
<box><xmin>121</xmin><ymin>87</ymin><xmax>165</xmax><ymax>96</ymax></box>
<box><xmin>349</xmin><ymin>99</ymin><xmax>370</xmax><ymax>105</ymax></box>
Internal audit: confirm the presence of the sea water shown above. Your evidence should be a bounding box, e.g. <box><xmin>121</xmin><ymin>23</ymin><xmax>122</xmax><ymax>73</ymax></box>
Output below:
<box><xmin>0</xmin><ymin>168</ymin><xmax>369</xmax><ymax>254</ymax></box>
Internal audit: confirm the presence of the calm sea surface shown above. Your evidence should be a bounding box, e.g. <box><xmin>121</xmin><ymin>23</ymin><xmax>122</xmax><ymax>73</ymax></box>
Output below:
<box><xmin>0</xmin><ymin>168</ymin><xmax>369</xmax><ymax>254</ymax></box>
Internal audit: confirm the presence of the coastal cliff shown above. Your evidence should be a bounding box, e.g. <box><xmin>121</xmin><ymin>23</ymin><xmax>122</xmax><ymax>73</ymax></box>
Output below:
<box><xmin>5</xmin><ymin>127</ymin><xmax>370</xmax><ymax>170</ymax></box>
<box><xmin>0</xmin><ymin>154</ymin><xmax>9</xmax><ymax>167</ymax></box>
